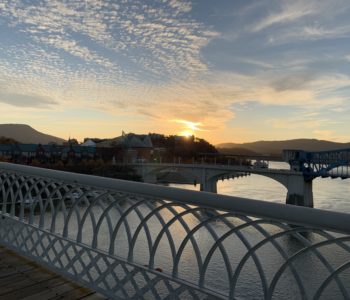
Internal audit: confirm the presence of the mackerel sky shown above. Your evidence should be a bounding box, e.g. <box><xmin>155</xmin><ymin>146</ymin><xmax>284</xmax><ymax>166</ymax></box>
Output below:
<box><xmin>1</xmin><ymin>0</ymin><xmax>350</xmax><ymax>143</ymax></box>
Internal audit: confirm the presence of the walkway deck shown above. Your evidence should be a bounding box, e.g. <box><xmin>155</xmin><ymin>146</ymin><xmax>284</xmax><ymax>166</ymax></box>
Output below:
<box><xmin>0</xmin><ymin>246</ymin><xmax>107</xmax><ymax>300</ymax></box>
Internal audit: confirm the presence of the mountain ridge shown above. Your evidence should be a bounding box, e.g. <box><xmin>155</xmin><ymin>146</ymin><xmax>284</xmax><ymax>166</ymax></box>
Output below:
<box><xmin>217</xmin><ymin>139</ymin><xmax>350</xmax><ymax>155</ymax></box>
<box><xmin>0</xmin><ymin>124</ymin><xmax>65</xmax><ymax>144</ymax></box>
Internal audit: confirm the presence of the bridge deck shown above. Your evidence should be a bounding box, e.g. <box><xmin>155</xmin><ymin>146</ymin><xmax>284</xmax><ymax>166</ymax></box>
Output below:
<box><xmin>0</xmin><ymin>246</ymin><xmax>107</xmax><ymax>300</ymax></box>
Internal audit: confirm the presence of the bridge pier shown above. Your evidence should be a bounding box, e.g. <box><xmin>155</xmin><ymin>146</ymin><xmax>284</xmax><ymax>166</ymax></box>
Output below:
<box><xmin>199</xmin><ymin>169</ymin><xmax>217</xmax><ymax>193</ymax></box>
<box><xmin>200</xmin><ymin>179</ymin><xmax>217</xmax><ymax>193</ymax></box>
<box><xmin>285</xmin><ymin>175</ymin><xmax>313</xmax><ymax>208</ymax></box>
<box><xmin>142</xmin><ymin>172</ymin><xmax>157</xmax><ymax>184</ymax></box>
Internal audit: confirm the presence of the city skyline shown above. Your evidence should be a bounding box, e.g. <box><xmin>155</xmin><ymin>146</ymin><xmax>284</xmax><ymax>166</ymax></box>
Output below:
<box><xmin>1</xmin><ymin>0</ymin><xmax>350</xmax><ymax>143</ymax></box>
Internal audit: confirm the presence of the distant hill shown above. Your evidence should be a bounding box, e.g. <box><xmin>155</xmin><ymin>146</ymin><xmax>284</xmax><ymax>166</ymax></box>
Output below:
<box><xmin>217</xmin><ymin>139</ymin><xmax>350</xmax><ymax>155</ymax></box>
<box><xmin>217</xmin><ymin>147</ymin><xmax>259</xmax><ymax>156</ymax></box>
<box><xmin>0</xmin><ymin>124</ymin><xmax>65</xmax><ymax>144</ymax></box>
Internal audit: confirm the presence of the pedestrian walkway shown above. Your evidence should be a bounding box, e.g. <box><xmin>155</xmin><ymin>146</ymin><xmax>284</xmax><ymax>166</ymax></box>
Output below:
<box><xmin>0</xmin><ymin>246</ymin><xmax>107</xmax><ymax>300</ymax></box>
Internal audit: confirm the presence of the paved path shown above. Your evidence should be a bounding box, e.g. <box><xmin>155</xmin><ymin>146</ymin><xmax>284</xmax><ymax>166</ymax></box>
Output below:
<box><xmin>0</xmin><ymin>246</ymin><xmax>107</xmax><ymax>300</ymax></box>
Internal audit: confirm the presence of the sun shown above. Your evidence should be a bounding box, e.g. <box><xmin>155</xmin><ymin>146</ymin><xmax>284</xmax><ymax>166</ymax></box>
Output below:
<box><xmin>172</xmin><ymin>119</ymin><xmax>204</xmax><ymax>138</ymax></box>
<box><xmin>179</xmin><ymin>130</ymin><xmax>194</xmax><ymax>137</ymax></box>
<box><xmin>177</xmin><ymin>120</ymin><xmax>202</xmax><ymax>131</ymax></box>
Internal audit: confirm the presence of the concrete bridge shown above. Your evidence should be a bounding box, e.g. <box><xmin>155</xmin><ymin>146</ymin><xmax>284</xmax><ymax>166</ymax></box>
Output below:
<box><xmin>131</xmin><ymin>148</ymin><xmax>350</xmax><ymax>208</ymax></box>
<box><xmin>130</xmin><ymin>163</ymin><xmax>314</xmax><ymax>207</ymax></box>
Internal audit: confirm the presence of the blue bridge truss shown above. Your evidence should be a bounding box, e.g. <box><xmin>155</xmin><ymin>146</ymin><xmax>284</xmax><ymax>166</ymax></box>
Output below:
<box><xmin>283</xmin><ymin>148</ymin><xmax>350</xmax><ymax>181</ymax></box>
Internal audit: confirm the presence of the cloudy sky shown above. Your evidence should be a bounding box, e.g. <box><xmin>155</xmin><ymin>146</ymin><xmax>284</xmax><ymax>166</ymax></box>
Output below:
<box><xmin>1</xmin><ymin>0</ymin><xmax>350</xmax><ymax>143</ymax></box>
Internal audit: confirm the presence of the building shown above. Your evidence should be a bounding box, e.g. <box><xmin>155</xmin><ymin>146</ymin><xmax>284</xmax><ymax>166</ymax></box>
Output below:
<box><xmin>0</xmin><ymin>143</ymin><xmax>96</xmax><ymax>164</ymax></box>
<box><xmin>0</xmin><ymin>132</ymin><xmax>154</xmax><ymax>165</ymax></box>
<box><xmin>97</xmin><ymin>132</ymin><xmax>154</xmax><ymax>163</ymax></box>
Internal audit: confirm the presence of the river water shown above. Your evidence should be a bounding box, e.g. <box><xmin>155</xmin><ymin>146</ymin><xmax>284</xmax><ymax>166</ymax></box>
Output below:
<box><xmin>171</xmin><ymin>161</ymin><xmax>350</xmax><ymax>213</ymax></box>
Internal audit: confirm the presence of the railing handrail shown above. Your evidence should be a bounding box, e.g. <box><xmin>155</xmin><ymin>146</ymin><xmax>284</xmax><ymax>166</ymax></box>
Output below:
<box><xmin>1</xmin><ymin>162</ymin><xmax>349</xmax><ymax>234</ymax></box>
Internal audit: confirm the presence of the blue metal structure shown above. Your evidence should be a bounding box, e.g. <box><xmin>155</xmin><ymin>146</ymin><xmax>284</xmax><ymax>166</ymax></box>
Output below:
<box><xmin>283</xmin><ymin>148</ymin><xmax>350</xmax><ymax>181</ymax></box>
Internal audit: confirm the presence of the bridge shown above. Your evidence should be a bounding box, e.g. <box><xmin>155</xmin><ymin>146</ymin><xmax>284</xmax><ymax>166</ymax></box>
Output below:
<box><xmin>1</xmin><ymin>162</ymin><xmax>350</xmax><ymax>299</ymax></box>
<box><xmin>131</xmin><ymin>148</ymin><xmax>350</xmax><ymax>208</ymax></box>
<box><xmin>131</xmin><ymin>163</ymin><xmax>314</xmax><ymax>207</ymax></box>
<box><xmin>283</xmin><ymin>148</ymin><xmax>350</xmax><ymax>181</ymax></box>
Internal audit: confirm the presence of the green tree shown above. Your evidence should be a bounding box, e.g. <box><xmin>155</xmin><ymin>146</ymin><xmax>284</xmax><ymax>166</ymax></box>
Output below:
<box><xmin>0</xmin><ymin>136</ymin><xmax>18</xmax><ymax>144</ymax></box>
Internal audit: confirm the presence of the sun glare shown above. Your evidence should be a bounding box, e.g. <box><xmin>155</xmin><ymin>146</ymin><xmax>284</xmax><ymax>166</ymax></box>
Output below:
<box><xmin>179</xmin><ymin>130</ymin><xmax>194</xmax><ymax>137</ymax></box>
<box><xmin>175</xmin><ymin>120</ymin><xmax>202</xmax><ymax>131</ymax></box>
<box><xmin>172</xmin><ymin>119</ymin><xmax>206</xmax><ymax>138</ymax></box>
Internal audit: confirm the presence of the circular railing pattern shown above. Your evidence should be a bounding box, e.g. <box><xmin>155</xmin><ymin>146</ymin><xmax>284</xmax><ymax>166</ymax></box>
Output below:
<box><xmin>0</xmin><ymin>166</ymin><xmax>350</xmax><ymax>299</ymax></box>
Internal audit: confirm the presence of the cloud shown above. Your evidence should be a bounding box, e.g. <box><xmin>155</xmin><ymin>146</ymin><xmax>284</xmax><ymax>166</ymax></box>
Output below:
<box><xmin>0</xmin><ymin>0</ymin><xmax>215</xmax><ymax>82</ymax></box>
<box><xmin>313</xmin><ymin>129</ymin><xmax>334</xmax><ymax>139</ymax></box>
<box><xmin>245</xmin><ymin>0</ymin><xmax>350</xmax><ymax>48</ymax></box>
<box><xmin>331</xmin><ymin>107</ymin><xmax>347</xmax><ymax>113</ymax></box>
<box><xmin>36</xmin><ymin>35</ymin><xmax>115</xmax><ymax>68</ymax></box>
<box><xmin>270</xmin><ymin>73</ymin><xmax>315</xmax><ymax>91</ymax></box>
<box><xmin>251</xmin><ymin>1</ymin><xmax>316</xmax><ymax>32</ymax></box>
<box><xmin>0</xmin><ymin>91</ymin><xmax>57</xmax><ymax>108</ymax></box>
<box><xmin>267</xmin><ymin>24</ymin><xmax>350</xmax><ymax>45</ymax></box>
<box><xmin>267</xmin><ymin>118</ymin><xmax>330</xmax><ymax>130</ymax></box>
<box><xmin>204</xmin><ymin>71</ymin><xmax>349</xmax><ymax>110</ymax></box>
<box><xmin>0</xmin><ymin>0</ymin><xmax>221</xmax><ymax>120</ymax></box>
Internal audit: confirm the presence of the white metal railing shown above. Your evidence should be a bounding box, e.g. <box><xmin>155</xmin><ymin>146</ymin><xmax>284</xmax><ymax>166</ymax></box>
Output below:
<box><xmin>0</xmin><ymin>162</ymin><xmax>350</xmax><ymax>299</ymax></box>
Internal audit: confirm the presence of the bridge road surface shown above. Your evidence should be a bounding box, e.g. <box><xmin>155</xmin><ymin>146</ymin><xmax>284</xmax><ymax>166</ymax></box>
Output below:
<box><xmin>0</xmin><ymin>246</ymin><xmax>107</xmax><ymax>300</ymax></box>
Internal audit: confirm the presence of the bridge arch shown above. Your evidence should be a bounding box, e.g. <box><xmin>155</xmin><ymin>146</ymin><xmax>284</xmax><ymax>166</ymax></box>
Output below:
<box><xmin>216</xmin><ymin>172</ymin><xmax>288</xmax><ymax>203</ymax></box>
<box><xmin>142</xmin><ymin>165</ymin><xmax>200</xmax><ymax>184</ymax></box>
<box><xmin>135</xmin><ymin>164</ymin><xmax>313</xmax><ymax>207</ymax></box>
<box><xmin>206</xmin><ymin>171</ymin><xmax>249</xmax><ymax>183</ymax></box>
<box><xmin>248</xmin><ymin>171</ymin><xmax>289</xmax><ymax>188</ymax></box>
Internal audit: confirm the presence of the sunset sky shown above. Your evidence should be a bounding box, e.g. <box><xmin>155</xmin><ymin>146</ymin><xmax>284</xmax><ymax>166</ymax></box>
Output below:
<box><xmin>1</xmin><ymin>0</ymin><xmax>350</xmax><ymax>144</ymax></box>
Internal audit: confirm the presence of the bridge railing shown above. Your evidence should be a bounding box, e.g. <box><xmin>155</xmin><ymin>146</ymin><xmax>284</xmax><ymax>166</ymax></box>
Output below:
<box><xmin>1</xmin><ymin>162</ymin><xmax>350</xmax><ymax>299</ymax></box>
